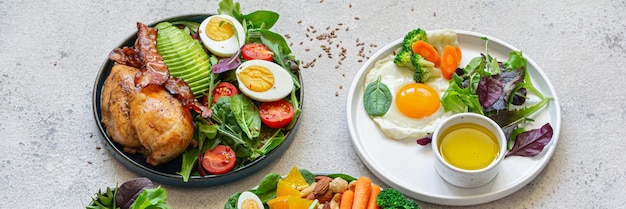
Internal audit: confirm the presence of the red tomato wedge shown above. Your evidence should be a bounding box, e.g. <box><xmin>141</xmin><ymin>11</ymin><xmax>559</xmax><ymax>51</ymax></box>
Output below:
<box><xmin>259</xmin><ymin>99</ymin><xmax>294</xmax><ymax>129</ymax></box>
<box><xmin>202</xmin><ymin>145</ymin><xmax>236</xmax><ymax>175</ymax></box>
<box><xmin>202</xmin><ymin>82</ymin><xmax>239</xmax><ymax>105</ymax></box>
<box><xmin>241</xmin><ymin>43</ymin><xmax>274</xmax><ymax>61</ymax></box>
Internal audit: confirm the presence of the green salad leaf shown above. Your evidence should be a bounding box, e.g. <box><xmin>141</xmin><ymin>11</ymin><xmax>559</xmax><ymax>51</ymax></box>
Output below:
<box><xmin>129</xmin><ymin>187</ymin><xmax>171</xmax><ymax>209</ymax></box>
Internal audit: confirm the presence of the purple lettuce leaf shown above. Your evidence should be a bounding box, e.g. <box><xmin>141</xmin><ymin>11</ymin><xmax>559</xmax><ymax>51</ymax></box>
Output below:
<box><xmin>416</xmin><ymin>134</ymin><xmax>432</xmax><ymax>145</ymax></box>
<box><xmin>505</xmin><ymin>123</ymin><xmax>553</xmax><ymax>157</ymax></box>
<box><xmin>477</xmin><ymin>76</ymin><xmax>503</xmax><ymax>108</ymax></box>
<box><xmin>212</xmin><ymin>50</ymin><xmax>241</xmax><ymax>74</ymax></box>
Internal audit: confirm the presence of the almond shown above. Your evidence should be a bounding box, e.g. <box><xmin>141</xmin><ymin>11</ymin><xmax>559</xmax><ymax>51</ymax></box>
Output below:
<box><xmin>314</xmin><ymin>176</ymin><xmax>333</xmax><ymax>195</ymax></box>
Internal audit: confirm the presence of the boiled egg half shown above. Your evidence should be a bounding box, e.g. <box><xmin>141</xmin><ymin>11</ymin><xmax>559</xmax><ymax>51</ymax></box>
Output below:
<box><xmin>199</xmin><ymin>15</ymin><xmax>245</xmax><ymax>57</ymax></box>
<box><xmin>237</xmin><ymin>191</ymin><xmax>264</xmax><ymax>209</ymax></box>
<box><xmin>236</xmin><ymin>60</ymin><xmax>294</xmax><ymax>102</ymax></box>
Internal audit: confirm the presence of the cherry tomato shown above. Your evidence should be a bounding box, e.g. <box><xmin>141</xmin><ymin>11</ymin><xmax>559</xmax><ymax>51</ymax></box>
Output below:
<box><xmin>241</xmin><ymin>43</ymin><xmax>274</xmax><ymax>61</ymax></box>
<box><xmin>202</xmin><ymin>145</ymin><xmax>236</xmax><ymax>175</ymax></box>
<box><xmin>259</xmin><ymin>99</ymin><xmax>294</xmax><ymax>129</ymax></box>
<box><xmin>202</xmin><ymin>82</ymin><xmax>239</xmax><ymax>105</ymax></box>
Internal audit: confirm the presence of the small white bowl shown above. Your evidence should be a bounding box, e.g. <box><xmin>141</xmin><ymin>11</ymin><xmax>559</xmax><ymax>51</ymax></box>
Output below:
<box><xmin>431</xmin><ymin>113</ymin><xmax>506</xmax><ymax>188</ymax></box>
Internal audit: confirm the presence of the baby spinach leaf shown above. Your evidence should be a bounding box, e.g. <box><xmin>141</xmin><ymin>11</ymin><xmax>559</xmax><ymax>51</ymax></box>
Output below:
<box><xmin>245</xmin><ymin>10</ymin><xmax>279</xmax><ymax>30</ymax></box>
<box><xmin>223</xmin><ymin>192</ymin><xmax>241</xmax><ymax>209</ymax></box>
<box><xmin>326</xmin><ymin>173</ymin><xmax>357</xmax><ymax>182</ymax></box>
<box><xmin>299</xmin><ymin>169</ymin><xmax>316</xmax><ymax>184</ymax></box>
<box><xmin>231</xmin><ymin>94</ymin><xmax>261</xmax><ymax>139</ymax></box>
<box><xmin>363</xmin><ymin>76</ymin><xmax>392</xmax><ymax>116</ymax></box>
<box><xmin>506</xmin><ymin>123</ymin><xmax>553</xmax><ymax>157</ymax></box>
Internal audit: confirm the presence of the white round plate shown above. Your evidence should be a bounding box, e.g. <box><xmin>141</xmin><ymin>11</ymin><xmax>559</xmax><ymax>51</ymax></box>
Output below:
<box><xmin>346</xmin><ymin>30</ymin><xmax>561</xmax><ymax>206</ymax></box>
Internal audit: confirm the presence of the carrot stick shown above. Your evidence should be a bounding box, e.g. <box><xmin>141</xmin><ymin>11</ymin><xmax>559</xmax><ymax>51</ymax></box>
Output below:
<box><xmin>339</xmin><ymin>190</ymin><xmax>355</xmax><ymax>209</ymax></box>
<box><xmin>352</xmin><ymin>176</ymin><xmax>372</xmax><ymax>209</ymax></box>
<box><xmin>455</xmin><ymin>46</ymin><xmax>463</xmax><ymax>63</ymax></box>
<box><xmin>441</xmin><ymin>45</ymin><xmax>460</xmax><ymax>80</ymax></box>
<box><xmin>366</xmin><ymin>184</ymin><xmax>381</xmax><ymax>209</ymax></box>
<box><xmin>411</xmin><ymin>40</ymin><xmax>441</xmax><ymax>67</ymax></box>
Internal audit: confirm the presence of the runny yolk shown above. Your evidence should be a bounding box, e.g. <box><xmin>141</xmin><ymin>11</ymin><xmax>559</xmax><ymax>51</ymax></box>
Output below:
<box><xmin>395</xmin><ymin>83</ymin><xmax>440</xmax><ymax>118</ymax></box>
<box><xmin>205</xmin><ymin>17</ymin><xmax>235</xmax><ymax>41</ymax></box>
<box><xmin>238</xmin><ymin>65</ymin><xmax>274</xmax><ymax>92</ymax></box>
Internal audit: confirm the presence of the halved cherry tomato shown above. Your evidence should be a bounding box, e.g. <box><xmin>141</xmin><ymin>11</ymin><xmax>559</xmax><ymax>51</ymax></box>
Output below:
<box><xmin>259</xmin><ymin>99</ymin><xmax>294</xmax><ymax>129</ymax></box>
<box><xmin>241</xmin><ymin>43</ymin><xmax>274</xmax><ymax>61</ymax></box>
<box><xmin>202</xmin><ymin>82</ymin><xmax>239</xmax><ymax>105</ymax></box>
<box><xmin>202</xmin><ymin>145</ymin><xmax>236</xmax><ymax>175</ymax></box>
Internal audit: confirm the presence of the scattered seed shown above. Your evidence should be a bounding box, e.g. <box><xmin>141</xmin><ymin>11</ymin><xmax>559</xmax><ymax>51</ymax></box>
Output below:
<box><xmin>305</xmin><ymin>48</ymin><xmax>310</xmax><ymax>51</ymax></box>
<box><xmin>346</xmin><ymin>27</ymin><xmax>349</xmax><ymax>31</ymax></box>
<box><xmin>318</xmin><ymin>54</ymin><xmax>322</xmax><ymax>58</ymax></box>
<box><xmin>339</xmin><ymin>85</ymin><xmax>343</xmax><ymax>89</ymax></box>
<box><xmin>349</xmin><ymin>3</ymin><xmax>352</xmax><ymax>8</ymax></box>
<box><xmin>335</xmin><ymin>65</ymin><xmax>340</xmax><ymax>69</ymax></box>
<box><xmin>326</xmin><ymin>26</ymin><xmax>330</xmax><ymax>30</ymax></box>
<box><xmin>300</xmin><ymin>41</ymin><xmax>303</xmax><ymax>45</ymax></box>
<box><xmin>320</xmin><ymin>0</ymin><xmax>324</xmax><ymax>2</ymax></box>
<box><xmin>312</xmin><ymin>30</ymin><xmax>317</xmax><ymax>33</ymax></box>
<box><xmin>87</xmin><ymin>161</ymin><xmax>93</xmax><ymax>164</ymax></box>
<box><xmin>96</xmin><ymin>146</ymin><xmax>101</xmax><ymax>150</ymax></box>
<box><xmin>354</xmin><ymin>16</ymin><xmax>360</xmax><ymax>20</ymax></box>
<box><xmin>335</xmin><ymin>92</ymin><xmax>339</xmax><ymax>96</ymax></box>
<box><xmin>298</xmin><ymin>20</ymin><xmax>302</xmax><ymax>24</ymax></box>
<box><xmin>433</xmin><ymin>11</ymin><xmax>437</xmax><ymax>16</ymax></box>
<box><xmin>358</xmin><ymin>60</ymin><xmax>363</xmax><ymax>62</ymax></box>
<box><xmin>290</xmin><ymin>42</ymin><xmax>293</xmax><ymax>46</ymax></box>
<box><xmin>342</xmin><ymin>73</ymin><xmax>345</xmax><ymax>77</ymax></box>
<box><xmin>411</xmin><ymin>7</ymin><xmax>414</xmax><ymax>12</ymax></box>
<box><xmin>338</xmin><ymin>23</ymin><xmax>344</xmax><ymax>26</ymax></box>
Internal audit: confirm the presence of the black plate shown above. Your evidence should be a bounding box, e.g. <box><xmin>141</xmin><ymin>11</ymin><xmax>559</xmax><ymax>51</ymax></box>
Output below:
<box><xmin>92</xmin><ymin>14</ymin><xmax>303</xmax><ymax>187</ymax></box>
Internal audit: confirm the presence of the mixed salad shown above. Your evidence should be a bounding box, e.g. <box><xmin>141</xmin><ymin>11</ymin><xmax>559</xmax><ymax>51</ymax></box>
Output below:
<box><xmin>224</xmin><ymin>166</ymin><xmax>420</xmax><ymax>209</ymax></box>
<box><xmin>87</xmin><ymin>177</ymin><xmax>171</xmax><ymax>209</ymax></box>
<box><xmin>174</xmin><ymin>0</ymin><xmax>303</xmax><ymax>181</ymax></box>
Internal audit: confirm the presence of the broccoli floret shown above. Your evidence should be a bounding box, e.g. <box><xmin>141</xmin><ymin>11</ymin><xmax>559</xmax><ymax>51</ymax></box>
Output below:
<box><xmin>376</xmin><ymin>188</ymin><xmax>421</xmax><ymax>209</ymax></box>
<box><xmin>402</xmin><ymin>28</ymin><xmax>428</xmax><ymax>51</ymax></box>
<box><xmin>411</xmin><ymin>54</ymin><xmax>439</xmax><ymax>83</ymax></box>
<box><xmin>394</xmin><ymin>49</ymin><xmax>414</xmax><ymax>69</ymax></box>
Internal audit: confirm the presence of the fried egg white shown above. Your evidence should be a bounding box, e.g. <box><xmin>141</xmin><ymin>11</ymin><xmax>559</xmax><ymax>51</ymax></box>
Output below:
<box><xmin>364</xmin><ymin>54</ymin><xmax>452</xmax><ymax>140</ymax></box>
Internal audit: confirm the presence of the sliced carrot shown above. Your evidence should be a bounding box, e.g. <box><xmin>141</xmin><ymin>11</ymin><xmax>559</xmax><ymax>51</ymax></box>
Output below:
<box><xmin>441</xmin><ymin>45</ymin><xmax>460</xmax><ymax>80</ymax></box>
<box><xmin>352</xmin><ymin>176</ymin><xmax>372</xmax><ymax>209</ymax></box>
<box><xmin>455</xmin><ymin>46</ymin><xmax>462</xmax><ymax>63</ymax></box>
<box><xmin>411</xmin><ymin>40</ymin><xmax>441</xmax><ymax>67</ymax></box>
<box><xmin>366</xmin><ymin>184</ymin><xmax>381</xmax><ymax>209</ymax></box>
<box><xmin>340</xmin><ymin>190</ymin><xmax>355</xmax><ymax>209</ymax></box>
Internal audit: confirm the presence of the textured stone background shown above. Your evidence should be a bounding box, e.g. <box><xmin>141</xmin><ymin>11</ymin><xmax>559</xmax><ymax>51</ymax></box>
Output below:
<box><xmin>1</xmin><ymin>0</ymin><xmax>625</xmax><ymax>208</ymax></box>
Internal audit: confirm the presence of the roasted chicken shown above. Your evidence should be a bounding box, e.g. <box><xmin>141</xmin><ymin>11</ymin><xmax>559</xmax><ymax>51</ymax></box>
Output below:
<box><xmin>101</xmin><ymin>22</ymin><xmax>210</xmax><ymax>166</ymax></box>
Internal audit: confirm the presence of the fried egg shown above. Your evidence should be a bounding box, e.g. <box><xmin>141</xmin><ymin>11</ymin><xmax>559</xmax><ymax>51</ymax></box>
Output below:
<box><xmin>199</xmin><ymin>15</ymin><xmax>245</xmax><ymax>57</ymax></box>
<box><xmin>364</xmin><ymin>54</ymin><xmax>452</xmax><ymax>140</ymax></box>
<box><xmin>236</xmin><ymin>60</ymin><xmax>294</xmax><ymax>102</ymax></box>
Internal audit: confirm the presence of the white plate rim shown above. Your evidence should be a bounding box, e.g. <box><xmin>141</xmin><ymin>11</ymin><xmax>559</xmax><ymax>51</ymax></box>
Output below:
<box><xmin>346</xmin><ymin>30</ymin><xmax>561</xmax><ymax>206</ymax></box>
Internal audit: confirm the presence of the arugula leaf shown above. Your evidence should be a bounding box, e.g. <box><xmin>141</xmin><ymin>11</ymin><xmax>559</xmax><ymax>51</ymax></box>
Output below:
<box><xmin>363</xmin><ymin>76</ymin><xmax>392</xmax><ymax>116</ymax></box>
<box><xmin>177</xmin><ymin>149</ymin><xmax>199</xmax><ymax>182</ymax></box>
<box><xmin>230</xmin><ymin>94</ymin><xmax>261</xmax><ymax>139</ymax></box>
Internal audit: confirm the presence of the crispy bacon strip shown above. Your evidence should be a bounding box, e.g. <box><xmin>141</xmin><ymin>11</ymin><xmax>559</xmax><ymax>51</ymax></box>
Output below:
<box><xmin>108</xmin><ymin>22</ymin><xmax>212</xmax><ymax>118</ymax></box>
<box><xmin>164</xmin><ymin>77</ymin><xmax>212</xmax><ymax>118</ymax></box>
<box><xmin>109</xmin><ymin>46</ymin><xmax>142</xmax><ymax>68</ymax></box>
<box><xmin>134</xmin><ymin>22</ymin><xmax>169</xmax><ymax>87</ymax></box>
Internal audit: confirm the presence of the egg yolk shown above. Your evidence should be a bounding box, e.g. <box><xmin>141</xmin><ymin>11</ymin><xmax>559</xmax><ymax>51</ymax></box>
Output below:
<box><xmin>205</xmin><ymin>17</ymin><xmax>235</xmax><ymax>41</ymax></box>
<box><xmin>240</xmin><ymin>199</ymin><xmax>261</xmax><ymax>209</ymax></box>
<box><xmin>238</xmin><ymin>65</ymin><xmax>274</xmax><ymax>92</ymax></box>
<box><xmin>395</xmin><ymin>83</ymin><xmax>440</xmax><ymax>118</ymax></box>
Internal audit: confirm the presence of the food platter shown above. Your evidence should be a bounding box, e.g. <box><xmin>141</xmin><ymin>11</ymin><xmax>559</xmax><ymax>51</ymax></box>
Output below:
<box><xmin>92</xmin><ymin>14</ymin><xmax>303</xmax><ymax>188</ymax></box>
<box><xmin>346</xmin><ymin>30</ymin><xmax>561</xmax><ymax>205</ymax></box>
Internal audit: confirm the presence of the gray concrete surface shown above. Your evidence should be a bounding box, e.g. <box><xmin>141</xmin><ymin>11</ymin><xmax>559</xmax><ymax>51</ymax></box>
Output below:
<box><xmin>1</xmin><ymin>0</ymin><xmax>625</xmax><ymax>208</ymax></box>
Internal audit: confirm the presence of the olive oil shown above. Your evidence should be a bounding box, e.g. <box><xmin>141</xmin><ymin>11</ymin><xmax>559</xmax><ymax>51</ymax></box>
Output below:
<box><xmin>438</xmin><ymin>123</ymin><xmax>499</xmax><ymax>170</ymax></box>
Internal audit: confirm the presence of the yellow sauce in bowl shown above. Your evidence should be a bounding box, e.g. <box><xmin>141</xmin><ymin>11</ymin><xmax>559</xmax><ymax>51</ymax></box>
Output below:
<box><xmin>438</xmin><ymin>123</ymin><xmax>499</xmax><ymax>170</ymax></box>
